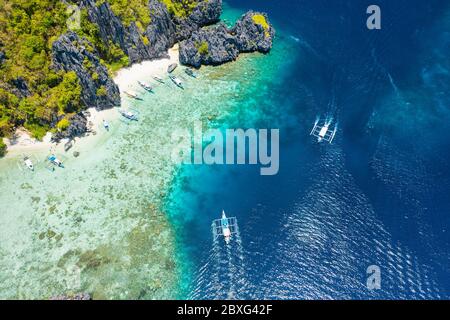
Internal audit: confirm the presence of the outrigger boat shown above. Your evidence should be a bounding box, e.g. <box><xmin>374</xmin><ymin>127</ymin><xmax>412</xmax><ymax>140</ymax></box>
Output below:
<box><xmin>153</xmin><ymin>76</ymin><xmax>164</xmax><ymax>83</ymax></box>
<box><xmin>23</xmin><ymin>156</ymin><xmax>34</xmax><ymax>171</ymax></box>
<box><xmin>103</xmin><ymin>120</ymin><xmax>110</xmax><ymax>131</ymax></box>
<box><xmin>212</xmin><ymin>210</ymin><xmax>239</xmax><ymax>245</ymax></box>
<box><xmin>310</xmin><ymin>117</ymin><xmax>338</xmax><ymax>144</ymax></box>
<box><xmin>185</xmin><ymin>68</ymin><xmax>197</xmax><ymax>78</ymax></box>
<box><xmin>138</xmin><ymin>81</ymin><xmax>153</xmax><ymax>92</ymax></box>
<box><xmin>124</xmin><ymin>91</ymin><xmax>141</xmax><ymax>100</ymax></box>
<box><xmin>119</xmin><ymin>109</ymin><xmax>138</xmax><ymax>121</ymax></box>
<box><xmin>64</xmin><ymin>140</ymin><xmax>73</xmax><ymax>152</ymax></box>
<box><xmin>167</xmin><ymin>63</ymin><xmax>178</xmax><ymax>73</ymax></box>
<box><xmin>48</xmin><ymin>154</ymin><xmax>64</xmax><ymax>168</ymax></box>
<box><xmin>169</xmin><ymin>75</ymin><xmax>183</xmax><ymax>89</ymax></box>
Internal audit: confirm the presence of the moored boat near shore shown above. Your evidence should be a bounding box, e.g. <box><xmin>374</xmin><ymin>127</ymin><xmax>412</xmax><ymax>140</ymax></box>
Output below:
<box><xmin>167</xmin><ymin>63</ymin><xmax>178</xmax><ymax>73</ymax></box>
<box><xmin>48</xmin><ymin>154</ymin><xmax>64</xmax><ymax>168</ymax></box>
<box><xmin>138</xmin><ymin>81</ymin><xmax>154</xmax><ymax>92</ymax></box>
<box><xmin>169</xmin><ymin>75</ymin><xmax>183</xmax><ymax>89</ymax></box>
<box><xmin>185</xmin><ymin>68</ymin><xmax>197</xmax><ymax>78</ymax></box>
<box><xmin>23</xmin><ymin>156</ymin><xmax>34</xmax><ymax>171</ymax></box>
<box><xmin>153</xmin><ymin>76</ymin><xmax>165</xmax><ymax>83</ymax></box>
<box><xmin>119</xmin><ymin>109</ymin><xmax>138</xmax><ymax>121</ymax></box>
<box><xmin>124</xmin><ymin>91</ymin><xmax>141</xmax><ymax>100</ymax></box>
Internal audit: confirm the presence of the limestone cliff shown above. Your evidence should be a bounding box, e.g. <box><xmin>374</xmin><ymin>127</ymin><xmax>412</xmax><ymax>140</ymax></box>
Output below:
<box><xmin>179</xmin><ymin>11</ymin><xmax>275</xmax><ymax>68</ymax></box>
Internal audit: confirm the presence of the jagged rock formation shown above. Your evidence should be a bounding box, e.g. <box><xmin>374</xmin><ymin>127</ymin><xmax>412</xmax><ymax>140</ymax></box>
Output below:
<box><xmin>46</xmin><ymin>0</ymin><xmax>225</xmax><ymax>143</ymax></box>
<box><xmin>9</xmin><ymin>77</ymin><xmax>31</xmax><ymax>98</ymax></box>
<box><xmin>79</xmin><ymin>0</ymin><xmax>221</xmax><ymax>63</ymax></box>
<box><xmin>52</xmin><ymin>32</ymin><xmax>120</xmax><ymax>110</ymax></box>
<box><xmin>179</xmin><ymin>23</ymin><xmax>238</xmax><ymax>67</ymax></box>
<box><xmin>232</xmin><ymin>11</ymin><xmax>275</xmax><ymax>53</ymax></box>
<box><xmin>50</xmin><ymin>0</ymin><xmax>226</xmax><ymax>115</ymax></box>
<box><xmin>81</xmin><ymin>0</ymin><xmax>152</xmax><ymax>63</ymax></box>
<box><xmin>51</xmin><ymin>112</ymin><xmax>89</xmax><ymax>142</ymax></box>
<box><xmin>40</xmin><ymin>1</ymin><xmax>273</xmax><ymax>143</ymax></box>
<box><xmin>179</xmin><ymin>11</ymin><xmax>275</xmax><ymax>68</ymax></box>
<box><xmin>144</xmin><ymin>0</ymin><xmax>178</xmax><ymax>59</ymax></box>
<box><xmin>172</xmin><ymin>0</ymin><xmax>222</xmax><ymax>41</ymax></box>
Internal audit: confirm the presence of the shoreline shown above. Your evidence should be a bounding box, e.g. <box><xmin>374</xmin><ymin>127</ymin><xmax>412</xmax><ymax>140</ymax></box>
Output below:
<box><xmin>2</xmin><ymin>45</ymin><xmax>181</xmax><ymax>159</ymax></box>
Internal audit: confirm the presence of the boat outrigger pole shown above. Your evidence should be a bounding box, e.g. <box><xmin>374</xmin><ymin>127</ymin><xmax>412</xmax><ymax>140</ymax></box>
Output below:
<box><xmin>310</xmin><ymin>116</ymin><xmax>338</xmax><ymax>144</ymax></box>
<box><xmin>212</xmin><ymin>210</ymin><xmax>239</xmax><ymax>245</ymax></box>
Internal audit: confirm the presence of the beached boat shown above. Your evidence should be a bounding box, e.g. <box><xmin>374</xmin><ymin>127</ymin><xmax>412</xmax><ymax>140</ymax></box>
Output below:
<box><xmin>124</xmin><ymin>91</ymin><xmax>140</xmax><ymax>100</ymax></box>
<box><xmin>119</xmin><ymin>109</ymin><xmax>138</xmax><ymax>121</ymax></box>
<box><xmin>48</xmin><ymin>154</ymin><xmax>64</xmax><ymax>168</ymax></box>
<box><xmin>23</xmin><ymin>156</ymin><xmax>34</xmax><ymax>171</ymax></box>
<box><xmin>169</xmin><ymin>75</ymin><xmax>183</xmax><ymax>89</ymax></box>
<box><xmin>103</xmin><ymin>120</ymin><xmax>110</xmax><ymax>131</ymax></box>
<box><xmin>153</xmin><ymin>76</ymin><xmax>165</xmax><ymax>83</ymax></box>
<box><xmin>167</xmin><ymin>63</ymin><xmax>178</xmax><ymax>73</ymax></box>
<box><xmin>64</xmin><ymin>140</ymin><xmax>73</xmax><ymax>152</ymax></box>
<box><xmin>185</xmin><ymin>68</ymin><xmax>197</xmax><ymax>78</ymax></box>
<box><xmin>138</xmin><ymin>81</ymin><xmax>153</xmax><ymax>92</ymax></box>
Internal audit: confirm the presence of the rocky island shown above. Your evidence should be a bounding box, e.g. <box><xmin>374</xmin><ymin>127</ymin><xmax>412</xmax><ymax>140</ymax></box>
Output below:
<box><xmin>180</xmin><ymin>11</ymin><xmax>275</xmax><ymax>67</ymax></box>
<box><xmin>0</xmin><ymin>0</ymin><xmax>274</xmax><ymax>154</ymax></box>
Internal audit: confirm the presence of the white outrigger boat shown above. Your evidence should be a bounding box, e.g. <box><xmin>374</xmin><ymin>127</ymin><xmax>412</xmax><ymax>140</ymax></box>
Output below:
<box><xmin>310</xmin><ymin>117</ymin><xmax>338</xmax><ymax>143</ymax></box>
<box><xmin>23</xmin><ymin>156</ymin><xmax>34</xmax><ymax>171</ymax></box>
<box><xmin>103</xmin><ymin>119</ymin><xmax>110</xmax><ymax>131</ymax></box>
<box><xmin>153</xmin><ymin>76</ymin><xmax>164</xmax><ymax>83</ymax></box>
<box><xmin>169</xmin><ymin>75</ymin><xmax>183</xmax><ymax>89</ymax></box>
<box><xmin>212</xmin><ymin>210</ymin><xmax>239</xmax><ymax>245</ymax></box>
<box><xmin>119</xmin><ymin>109</ymin><xmax>138</xmax><ymax>121</ymax></box>
<box><xmin>138</xmin><ymin>81</ymin><xmax>153</xmax><ymax>92</ymax></box>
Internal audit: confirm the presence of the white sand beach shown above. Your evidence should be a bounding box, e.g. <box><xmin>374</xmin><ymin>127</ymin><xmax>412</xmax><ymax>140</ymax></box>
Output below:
<box><xmin>2</xmin><ymin>45</ymin><xmax>180</xmax><ymax>158</ymax></box>
<box><xmin>114</xmin><ymin>44</ymin><xmax>180</xmax><ymax>90</ymax></box>
<box><xmin>2</xmin><ymin>128</ymin><xmax>53</xmax><ymax>155</ymax></box>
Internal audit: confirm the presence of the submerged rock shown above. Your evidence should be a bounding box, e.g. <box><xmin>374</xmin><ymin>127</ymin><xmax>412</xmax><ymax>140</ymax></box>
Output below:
<box><xmin>50</xmin><ymin>293</ymin><xmax>91</xmax><ymax>300</ymax></box>
<box><xmin>52</xmin><ymin>32</ymin><xmax>120</xmax><ymax>110</ymax></box>
<box><xmin>179</xmin><ymin>11</ymin><xmax>275</xmax><ymax>67</ymax></box>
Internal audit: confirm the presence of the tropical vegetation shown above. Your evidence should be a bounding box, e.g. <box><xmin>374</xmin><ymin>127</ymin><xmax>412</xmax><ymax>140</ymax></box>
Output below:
<box><xmin>0</xmin><ymin>0</ymin><xmax>199</xmax><ymax>155</ymax></box>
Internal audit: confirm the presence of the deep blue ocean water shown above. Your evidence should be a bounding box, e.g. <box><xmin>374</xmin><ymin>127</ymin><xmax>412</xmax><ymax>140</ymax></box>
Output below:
<box><xmin>165</xmin><ymin>0</ymin><xmax>450</xmax><ymax>299</ymax></box>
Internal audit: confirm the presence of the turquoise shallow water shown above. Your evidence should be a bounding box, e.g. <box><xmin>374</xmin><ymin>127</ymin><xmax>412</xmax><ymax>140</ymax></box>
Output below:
<box><xmin>0</xmin><ymin>4</ymin><xmax>293</xmax><ymax>298</ymax></box>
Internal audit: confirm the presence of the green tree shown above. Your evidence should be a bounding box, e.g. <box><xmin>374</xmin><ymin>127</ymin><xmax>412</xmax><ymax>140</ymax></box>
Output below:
<box><xmin>0</xmin><ymin>139</ymin><xmax>6</xmax><ymax>157</ymax></box>
<box><xmin>197</xmin><ymin>41</ymin><xmax>209</xmax><ymax>56</ymax></box>
<box><xmin>56</xmin><ymin>118</ymin><xmax>70</xmax><ymax>131</ymax></box>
